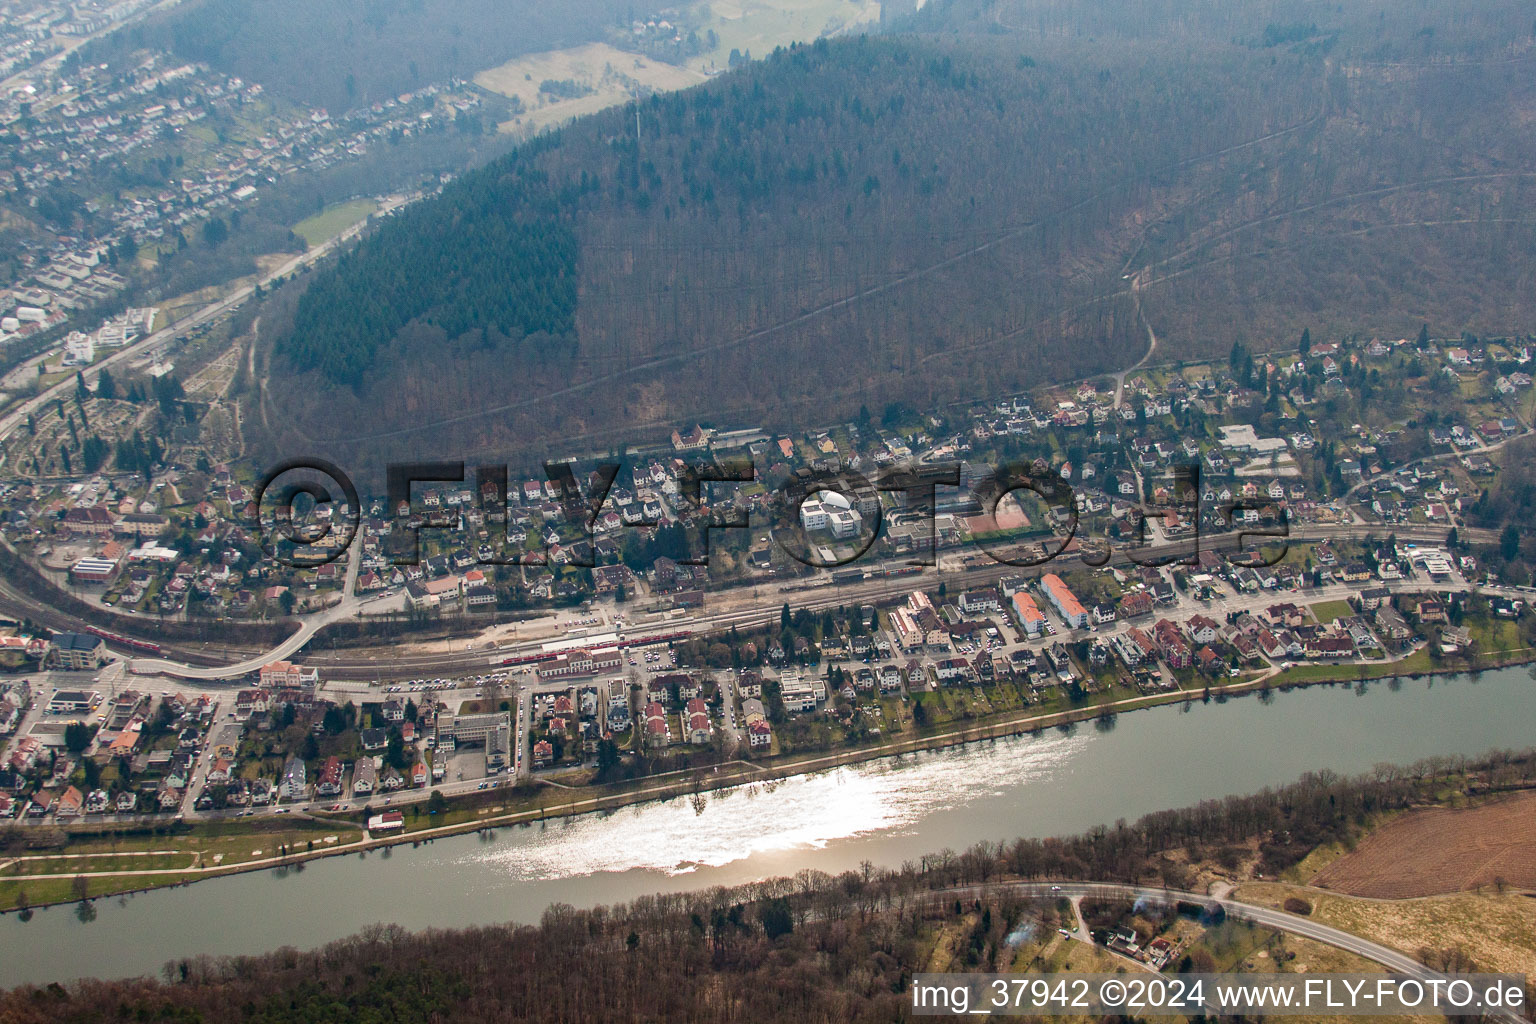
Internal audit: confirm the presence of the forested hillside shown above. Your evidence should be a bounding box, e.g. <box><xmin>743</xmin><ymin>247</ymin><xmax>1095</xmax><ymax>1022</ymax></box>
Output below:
<box><xmin>906</xmin><ymin>0</ymin><xmax>1536</xmax><ymax>57</ymax></box>
<box><xmin>254</xmin><ymin>1</ymin><xmax>1536</xmax><ymax>473</ymax></box>
<box><xmin>282</xmin><ymin>161</ymin><xmax>578</xmax><ymax>383</ymax></box>
<box><xmin>905</xmin><ymin>0</ymin><xmax>1536</xmax><ymax>355</ymax></box>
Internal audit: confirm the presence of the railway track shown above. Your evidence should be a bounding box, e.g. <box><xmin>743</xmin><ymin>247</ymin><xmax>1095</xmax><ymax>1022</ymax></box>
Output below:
<box><xmin>0</xmin><ymin>521</ymin><xmax>1466</xmax><ymax>681</ymax></box>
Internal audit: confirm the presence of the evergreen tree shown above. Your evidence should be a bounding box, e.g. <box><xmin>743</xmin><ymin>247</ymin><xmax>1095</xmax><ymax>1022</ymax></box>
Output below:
<box><xmin>1501</xmin><ymin>524</ymin><xmax>1521</xmax><ymax>560</ymax></box>
<box><xmin>81</xmin><ymin>436</ymin><xmax>108</xmax><ymax>472</ymax></box>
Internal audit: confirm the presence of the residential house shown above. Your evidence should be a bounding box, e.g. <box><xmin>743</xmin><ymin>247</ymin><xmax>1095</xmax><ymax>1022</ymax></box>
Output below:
<box><xmin>1185</xmin><ymin>615</ymin><xmax>1220</xmax><ymax>645</ymax></box>
<box><xmin>352</xmin><ymin>757</ymin><xmax>377</xmax><ymax>795</ymax></box>
<box><xmin>315</xmin><ymin>756</ymin><xmax>344</xmax><ymax>797</ymax></box>
<box><xmin>1118</xmin><ymin>591</ymin><xmax>1154</xmax><ymax>619</ymax></box>
<box><xmin>684</xmin><ymin>698</ymin><xmax>712</xmax><ymax>745</ymax></box>
<box><xmin>1152</xmin><ymin>619</ymin><xmax>1192</xmax><ymax>669</ymax></box>
<box><xmin>55</xmin><ymin>785</ymin><xmax>84</xmax><ymax>818</ymax></box>
<box><xmin>281</xmin><ymin>756</ymin><xmax>306</xmax><ymax>800</ymax></box>
<box><xmin>234</xmin><ymin>688</ymin><xmax>270</xmax><ymax>719</ymax></box>
<box><xmin>48</xmin><ymin>633</ymin><xmax>106</xmax><ymax>670</ymax></box>
<box><xmin>643</xmin><ymin>702</ymin><xmax>670</xmax><ymax>748</ymax></box>
<box><xmin>958</xmin><ymin>589</ymin><xmax>1001</xmax><ymax>615</ymax></box>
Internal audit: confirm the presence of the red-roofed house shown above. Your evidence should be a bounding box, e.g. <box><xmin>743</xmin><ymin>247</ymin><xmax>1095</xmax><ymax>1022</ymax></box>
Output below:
<box><xmin>684</xmin><ymin>698</ymin><xmax>711</xmax><ymax>745</ymax></box>
<box><xmin>643</xmin><ymin>702</ymin><xmax>670</xmax><ymax>748</ymax></box>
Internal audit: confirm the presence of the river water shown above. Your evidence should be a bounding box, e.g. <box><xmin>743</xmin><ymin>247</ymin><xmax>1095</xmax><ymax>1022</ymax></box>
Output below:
<box><xmin>3</xmin><ymin>668</ymin><xmax>1533</xmax><ymax>987</ymax></box>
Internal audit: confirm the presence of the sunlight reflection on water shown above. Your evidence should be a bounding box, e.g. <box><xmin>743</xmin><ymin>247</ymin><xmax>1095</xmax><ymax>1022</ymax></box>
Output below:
<box><xmin>460</xmin><ymin>729</ymin><xmax>1093</xmax><ymax>879</ymax></box>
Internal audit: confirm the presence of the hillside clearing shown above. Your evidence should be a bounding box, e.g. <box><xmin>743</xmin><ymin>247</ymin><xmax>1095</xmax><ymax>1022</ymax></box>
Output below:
<box><xmin>475</xmin><ymin>44</ymin><xmax>705</xmax><ymax>136</ymax></box>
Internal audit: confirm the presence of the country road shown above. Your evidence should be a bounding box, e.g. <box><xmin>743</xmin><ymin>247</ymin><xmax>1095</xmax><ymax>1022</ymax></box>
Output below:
<box><xmin>940</xmin><ymin>881</ymin><xmax>1529</xmax><ymax>1024</ymax></box>
<box><xmin>1112</xmin><ymin>269</ymin><xmax>1158</xmax><ymax>411</ymax></box>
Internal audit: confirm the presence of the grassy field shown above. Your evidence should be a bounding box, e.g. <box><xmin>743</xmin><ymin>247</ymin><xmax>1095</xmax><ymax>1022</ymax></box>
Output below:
<box><xmin>59</xmin><ymin>816</ymin><xmax>355</xmax><ymax>857</ymax></box>
<box><xmin>1469</xmin><ymin>616</ymin><xmax>1528</xmax><ymax>655</ymax></box>
<box><xmin>0</xmin><ymin>852</ymin><xmax>197</xmax><ymax>876</ymax></box>
<box><xmin>0</xmin><ymin>816</ymin><xmax>365</xmax><ymax>911</ymax></box>
<box><xmin>472</xmin><ymin>1</ymin><xmax>879</xmax><ymax>135</ymax></box>
<box><xmin>1309</xmin><ymin>599</ymin><xmax>1355</xmax><ymax>622</ymax></box>
<box><xmin>1015</xmin><ymin>931</ymin><xmax>1124</xmax><ymax>974</ymax></box>
<box><xmin>1310</xmin><ymin>792</ymin><xmax>1536</xmax><ymax>897</ymax></box>
<box><xmin>474</xmin><ymin>44</ymin><xmax>704</xmax><ymax>136</ymax></box>
<box><xmin>1272</xmin><ymin>647</ymin><xmax>1435</xmax><ymax>683</ymax></box>
<box><xmin>687</xmin><ymin>0</ymin><xmax>880</xmax><ymax>72</ymax></box>
<box><xmin>0</xmin><ymin>871</ymin><xmax>194</xmax><ymax>910</ymax></box>
<box><xmin>1236</xmin><ymin>883</ymin><xmax>1536</xmax><ymax>976</ymax></box>
<box><xmin>293</xmin><ymin>198</ymin><xmax>378</xmax><ymax>247</ymax></box>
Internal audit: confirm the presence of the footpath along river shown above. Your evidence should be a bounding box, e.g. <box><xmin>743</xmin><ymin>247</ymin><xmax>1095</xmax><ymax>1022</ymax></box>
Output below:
<box><xmin>2</xmin><ymin>667</ymin><xmax>1533</xmax><ymax>987</ymax></box>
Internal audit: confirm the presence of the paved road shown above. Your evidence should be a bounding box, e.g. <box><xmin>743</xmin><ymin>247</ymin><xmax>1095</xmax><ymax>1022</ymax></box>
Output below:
<box><xmin>0</xmin><ymin>192</ymin><xmax>411</xmax><ymax>471</ymax></box>
<box><xmin>950</xmin><ymin>882</ymin><xmax>1525</xmax><ymax>1024</ymax></box>
<box><xmin>1111</xmin><ymin>270</ymin><xmax>1158</xmax><ymax>411</ymax></box>
<box><xmin>717</xmin><ymin>672</ymin><xmax>742</xmax><ymax>752</ymax></box>
<box><xmin>127</xmin><ymin>538</ymin><xmax>382</xmax><ymax>679</ymax></box>
<box><xmin>1345</xmin><ymin>426</ymin><xmax>1534</xmax><ymax>503</ymax></box>
<box><xmin>0</xmin><ymin>0</ymin><xmax>190</xmax><ymax>99</ymax></box>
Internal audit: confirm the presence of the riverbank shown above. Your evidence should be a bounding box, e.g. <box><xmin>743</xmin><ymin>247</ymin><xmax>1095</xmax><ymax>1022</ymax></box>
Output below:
<box><xmin>3</xmin><ymin>665</ymin><xmax>1535</xmax><ymax>987</ymax></box>
<box><xmin>4</xmin><ymin>641</ymin><xmax>1530</xmax><ymax>916</ymax></box>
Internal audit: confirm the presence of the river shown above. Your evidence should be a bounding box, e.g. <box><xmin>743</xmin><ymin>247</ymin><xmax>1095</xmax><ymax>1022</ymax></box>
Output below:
<box><xmin>3</xmin><ymin>667</ymin><xmax>1533</xmax><ymax>987</ymax></box>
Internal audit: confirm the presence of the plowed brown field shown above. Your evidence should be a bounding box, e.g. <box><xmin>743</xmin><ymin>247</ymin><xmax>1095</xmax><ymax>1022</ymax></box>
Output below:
<box><xmin>1312</xmin><ymin>792</ymin><xmax>1536</xmax><ymax>898</ymax></box>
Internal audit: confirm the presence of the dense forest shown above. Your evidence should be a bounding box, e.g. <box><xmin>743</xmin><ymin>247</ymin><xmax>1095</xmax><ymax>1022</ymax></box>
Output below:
<box><xmin>282</xmin><ymin>156</ymin><xmax>578</xmax><ymax>383</ymax></box>
<box><xmin>905</xmin><ymin>0</ymin><xmax>1536</xmax><ymax>53</ymax></box>
<box><xmin>255</xmin><ymin>0</ymin><xmax>1536</xmax><ymax>474</ymax></box>
<box><xmin>907</xmin><ymin>0</ymin><xmax>1536</xmax><ymax>57</ymax></box>
<box><xmin>2</xmin><ymin>748</ymin><xmax>1532</xmax><ymax>1023</ymax></box>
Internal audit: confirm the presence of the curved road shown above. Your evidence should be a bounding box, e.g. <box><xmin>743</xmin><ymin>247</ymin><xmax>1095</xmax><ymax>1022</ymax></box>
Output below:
<box><xmin>949</xmin><ymin>882</ymin><xmax>1525</xmax><ymax>1024</ymax></box>
<box><xmin>127</xmin><ymin>537</ymin><xmax>370</xmax><ymax>679</ymax></box>
<box><xmin>1112</xmin><ymin>270</ymin><xmax>1158</xmax><ymax>411</ymax></box>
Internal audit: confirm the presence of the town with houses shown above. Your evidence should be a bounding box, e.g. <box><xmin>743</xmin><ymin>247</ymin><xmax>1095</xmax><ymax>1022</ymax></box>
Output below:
<box><xmin>0</xmin><ymin>0</ymin><xmax>1534</xmax><ymax>1014</ymax></box>
<box><xmin>0</xmin><ymin>517</ymin><xmax>1525</xmax><ymax>829</ymax></box>
<box><xmin>1</xmin><ymin>328</ymin><xmax>1530</xmax><ymax>624</ymax></box>
<box><xmin>0</xmin><ymin>0</ymin><xmax>163</xmax><ymax>80</ymax></box>
<box><xmin>1</xmin><ymin>26</ymin><xmax>494</xmax><ymax>351</ymax></box>
<box><xmin>0</xmin><ymin>0</ymin><xmax>1532</xmax><ymax>922</ymax></box>
<box><xmin>0</xmin><ymin>322</ymin><xmax>1533</xmax><ymax>843</ymax></box>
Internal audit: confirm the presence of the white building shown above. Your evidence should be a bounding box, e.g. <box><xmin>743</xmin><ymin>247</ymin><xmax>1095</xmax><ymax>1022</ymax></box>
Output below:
<box><xmin>281</xmin><ymin>757</ymin><xmax>306</xmax><ymax>801</ymax></box>
<box><xmin>778</xmin><ymin>676</ymin><xmax>819</xmax><ymax>713</ymax></box>
<box><xmin>800</xmin><ymin>490</ymin><xmax>862</xmax><ymax>538</ymax></box>
<box><xmin>63</xmin><ymin>331</ymin><xmax>94</xmax><ymax>365</ymax></box>
<box><xmin>800</xmin><ymin>501</ymin><xmax>830</xmax><ymax>531</ymax></box>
